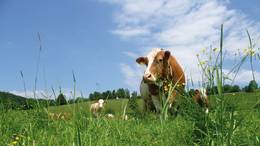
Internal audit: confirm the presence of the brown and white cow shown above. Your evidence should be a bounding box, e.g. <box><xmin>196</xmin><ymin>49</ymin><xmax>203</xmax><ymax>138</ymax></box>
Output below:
<box><xmin>136</xmin><ymin>48</ymin><xmax>185</xmax><ymax>112</ymax></box>
<box><xmin>193</xmin><ymin>88</ymin><xmax>209</xmax><ymax>114</ymax></box>
<box><xmin>90</xmin><ymin>99</ymin><xmax>105</xmax><ymax>116</ymax></box>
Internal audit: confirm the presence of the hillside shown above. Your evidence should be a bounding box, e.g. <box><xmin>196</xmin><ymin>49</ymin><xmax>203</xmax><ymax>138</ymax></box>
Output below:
<box><xmin>0</xmin><ymin>91</ymin><xmax>27</xmax><ymax>109</ymax></box>
<box><xmin>0</xmin><ymin>91</ymin><xmax>56</xmax><ymax>110</ymax></box>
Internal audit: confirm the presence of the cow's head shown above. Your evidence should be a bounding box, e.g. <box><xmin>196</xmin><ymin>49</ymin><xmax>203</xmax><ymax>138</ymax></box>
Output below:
<box><xmin>136</xmin><ymin>48</ymin><xmax>171</xmax><ymax>83</ymax></box>
<box><xmin>195</xmin><ymin>88</ymin><xmax>208</xmax><ymax>98</ymax></box>
<box><xmin>98</xmin><ymin>99</ymin><xmax>104</xmax><ymax>108</ymax></box>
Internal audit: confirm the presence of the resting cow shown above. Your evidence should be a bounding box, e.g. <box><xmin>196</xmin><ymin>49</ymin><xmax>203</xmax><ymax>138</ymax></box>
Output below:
<box><xmin>136</xmin><ymin>48</ymin><xmax>185</xmax><ymax>112</ymax></box>
<box><xmin>193</xmin><ymin>88</ymin><xmax>209</xmax><ymax>114</ymax></box>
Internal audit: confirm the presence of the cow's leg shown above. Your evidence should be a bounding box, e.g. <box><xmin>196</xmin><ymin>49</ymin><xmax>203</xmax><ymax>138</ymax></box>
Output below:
<box><xmin>168</xmin><ymin>90</ymin><xmax>181</xmax><ymax>117</ymax></box>
<box><xmin>168</xmin><ymin>90</ymin><xmax>177</xmax><ymax>108</ymax></box>
<box><xmin>141</xmin><ymin>81</ymin><xmax>156</xmax><ymax>112</ymax></box>
<box><xmin>144</xmin><ymin>97</ymin><xmax>156</xmax><ymax>112</ymax></box>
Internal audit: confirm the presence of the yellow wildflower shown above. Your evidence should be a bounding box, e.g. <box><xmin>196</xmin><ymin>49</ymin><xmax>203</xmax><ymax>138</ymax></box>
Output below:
<box><xmin>200</xmin><ymin>61</ymin><xmax>206</xmax><ymax>65</ymax></box>
<box><xmin>164</xmin><ymin>86</ymin><xmax>168</xmax><ymax>91</ymax></box>
<box><xmin>12</xmin><ymin>141</ymin><xmax>17</xmax><ymax>145</ymax></box>
<box><xmin>15</xmin><ymin>136</ymin><xmax>19</xmax><ymax>140</ymax></box>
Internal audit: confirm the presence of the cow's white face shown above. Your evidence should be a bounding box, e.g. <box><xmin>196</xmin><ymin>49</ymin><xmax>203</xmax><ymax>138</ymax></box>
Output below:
<box><xmin>98</xmin><ymin>99</ymin><xmax>104</xmax><ymax>108</ymax></box>
<box><xmin>200</xmin><ymin>88</ymin><xmax>207</xmax><ymax>98</ymax></box>
<box><xmin>136</xmin><ymin>48</ymin><xmax>171</xmax><ymax>83</ymax></box>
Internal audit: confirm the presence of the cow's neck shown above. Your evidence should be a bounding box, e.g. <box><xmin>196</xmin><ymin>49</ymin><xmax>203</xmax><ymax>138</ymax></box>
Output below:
<box><xmin>168</xmin><ymin>55</ymin><xmax>185</xmax><ymax>86</ymax></box>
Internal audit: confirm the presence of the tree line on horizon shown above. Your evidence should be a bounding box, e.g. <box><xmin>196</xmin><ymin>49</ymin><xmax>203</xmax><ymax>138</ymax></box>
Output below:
<box><xmin>208</xmin><ymin>80</ymin><xmax>258</xmax><ymax>94</ymax></box>
<box><xmin>0</xmin><ymin>88</ymin><xmax>140</xmax><ymax>110</ymax></box>
<box><xmin>53</xmin><ymin>80</ymin><xmax>260</xmax><ymax>106</ymax></box>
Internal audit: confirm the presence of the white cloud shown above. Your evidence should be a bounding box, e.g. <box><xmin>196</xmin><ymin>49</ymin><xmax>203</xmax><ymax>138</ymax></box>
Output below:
<box><xmin>101</xmin><ymin>0</ymin><xmax>260</xmax><ymax>90</ymax></box>
<box><xmin>224</xmin><ymin>69</ymin><xmax>260</xmax><ymax>85</ymax></box>
<box><xmin>120</xmin><ymin>63</ymin><xmax>144</xmax><ymax>89</ymax></box>
<box><xmin>122</xmin><ymin>51</ymin><xmax>139</xmax><ymax>58</ymax></box>
<box><xmin>236</xmin><ymin>70</ymin><xmax>260</xmax><ymax>84</ymax></box>
<box><xmin>112</xmin><ymin>27</ymin><xmax>150</xmax><ymax>38</ymax></box>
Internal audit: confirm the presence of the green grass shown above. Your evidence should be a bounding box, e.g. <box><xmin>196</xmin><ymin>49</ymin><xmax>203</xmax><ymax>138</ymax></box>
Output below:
<box><xmin>48</xmin><ymin>91</ymin><xmax>259</xmax><ymax>114</ymax></box>
<box><xmin>210</xmin><ymin>92</ymin><xmax>260</xmax><ymax>110</ymax></box>
<box><xmin>0</xmin><ymin>92</ymin><xmax>259</xmax><ymax>146</ymax></box>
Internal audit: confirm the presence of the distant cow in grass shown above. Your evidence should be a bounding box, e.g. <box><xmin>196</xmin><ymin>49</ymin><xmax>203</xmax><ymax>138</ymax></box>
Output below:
<box><xmin>136</xmin><ymin>48</ymin><xmax>186</xmax><ymax>112</ymax></box>
<box><xmin>48</xmin><ymin>112</ymin><xmax>72</xmax><ymax>120</ymax></box>
<box><xmin>90</xmin><ymin>99</ymin><xmax>105</xmax><ymax>116</ymax></box>
<box><xmin>193</xmin><ymin>88</ymin><xmax>209</xmax><ymax>114</ymax></box>
<box><xmin>106</xmin><ymin>113</ymin><xmax>114</xmax><ymax>119</ymax></box>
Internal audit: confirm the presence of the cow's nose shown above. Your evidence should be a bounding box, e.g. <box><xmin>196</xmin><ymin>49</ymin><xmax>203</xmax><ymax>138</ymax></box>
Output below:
<box><xmin>144</xmin><ymin>73</ymin><xmax>152</xmax><ymax>79</ymax></box>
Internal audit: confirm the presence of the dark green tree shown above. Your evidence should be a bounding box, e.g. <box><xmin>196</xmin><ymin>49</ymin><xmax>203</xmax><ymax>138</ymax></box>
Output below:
<box><xmin>89</xmin><ymin>93</ymin><xmax>95</xmax><ymax>100</ymax></box>
<box><xmin>93</xmin><ymin>91</ymin><xmax>102</xmax><ymax>100</ymax></box>
<box><xmin>56</xmin><ymin>93</ymin><xmax>67</xmax><ymax>105</ymax></box>
<box><xmin>246</xmin><ymin>80</ymin><xmax>258</xmax><ymax>92</ymax></box>
<box><xmin>223</xmin><ymin>84</ymin><xmax>232</xmax><ymax>93</ymax></box>
<box><xmin>116</xmin><ymin>88</ymin><xmax>125</xmax><ymax>99</ymax></box>
<box><xmin>230</xmin><ymin>85</ymin><xmax>241</xmax><ymax>92</ymax></box>
<box><xmin>124</xmin><ymin>89</ymin><xmax>130</xmax><ymax>99</ymax></box>
<box><xmin>102</xmin><ymin>90</ymin><xmax>111</xmax><ymax>99</ymax></box>
<box><xmin>111</xmin><ymin>90</ymin><xmax>116</xmax><ymax>99</ymax></box>
<box><xmin>88</xmin><ymin>88</ymin><xmax>139</xmax><ymax>100</ymax></box>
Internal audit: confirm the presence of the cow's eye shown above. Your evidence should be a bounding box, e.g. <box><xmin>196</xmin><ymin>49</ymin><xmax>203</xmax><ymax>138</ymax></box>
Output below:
<box><xmin>159</xmin><ymin>59</ymin><xmax>163</xmax><ymax>62</ymax></box>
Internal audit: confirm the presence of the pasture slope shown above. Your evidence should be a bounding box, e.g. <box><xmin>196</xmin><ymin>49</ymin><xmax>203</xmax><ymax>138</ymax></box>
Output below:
<box><xmin>0</xmin><ymin>92</ymin><xmax>259</xmax><ymax>145</ymax></box>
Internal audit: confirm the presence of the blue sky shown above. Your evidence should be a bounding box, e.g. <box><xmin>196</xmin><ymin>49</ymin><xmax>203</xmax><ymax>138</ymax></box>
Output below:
<box><xmin>0</xmin><ymin>0</ymin><xmax>260</xmax><ymax>98</ymax></box>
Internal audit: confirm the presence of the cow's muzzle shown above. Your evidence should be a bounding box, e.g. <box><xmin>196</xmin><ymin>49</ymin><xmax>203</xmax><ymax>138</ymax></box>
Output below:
<box><xmin>143</xmin><ymin>74</ymin><xmax>155</xmax><ymax>83</ymax></box>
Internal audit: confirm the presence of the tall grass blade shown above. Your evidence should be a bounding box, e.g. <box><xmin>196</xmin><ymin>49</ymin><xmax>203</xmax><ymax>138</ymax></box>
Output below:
<box><xmin>246</xmin><ymin>30</ymin><xmax>256</xmax><ymax>81</ymax></box>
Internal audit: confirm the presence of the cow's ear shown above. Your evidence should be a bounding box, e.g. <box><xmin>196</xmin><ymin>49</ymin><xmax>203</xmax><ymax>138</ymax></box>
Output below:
<box><xmin>136</xmin><ymin>57</ymin><xmax>148</xmax><ymax>65</ymax></box>
<box><xmin>164</xmin><ymin>51</ymin><xmax>171</xmax><ymax>60</ymax></box>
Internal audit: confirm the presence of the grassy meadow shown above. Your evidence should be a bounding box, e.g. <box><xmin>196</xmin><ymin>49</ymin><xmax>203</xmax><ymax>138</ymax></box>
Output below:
<box><xmin>0</xmin><ymin>91</ymin><xmax>259</xmax><ymax>146</ymax></box>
